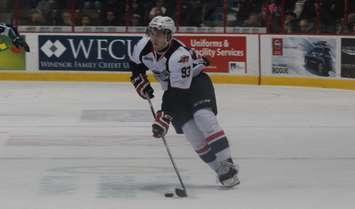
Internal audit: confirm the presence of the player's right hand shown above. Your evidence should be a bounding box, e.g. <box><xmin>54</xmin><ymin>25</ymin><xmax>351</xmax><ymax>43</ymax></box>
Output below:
<box><xmin>13</xmin><ymin>36</ymin><xmax>30</xmax><ymax>52</ymax></box>
<box><xmin>130</xmin><ymin>73</ymin><xmax>154</xmax><ymax>100</ymax></box>
<box><xmin>152</xmin><ymin>110</ymin><xmax>172</xmax><ymax>138</ymax></box>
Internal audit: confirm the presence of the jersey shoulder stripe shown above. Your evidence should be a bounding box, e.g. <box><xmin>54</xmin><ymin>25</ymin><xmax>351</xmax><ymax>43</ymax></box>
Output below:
<box><xmin>130</xmin><ymin>36</ymin><xmax>153</xmax><ymax>64</ymax></box>
<box><xmin>165</xmin><ymin>39</ymin><xmax>191</xmax><ymax>66</ymax></box>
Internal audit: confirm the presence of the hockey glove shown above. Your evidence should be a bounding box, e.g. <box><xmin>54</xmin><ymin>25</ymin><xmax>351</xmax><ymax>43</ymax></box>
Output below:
<box><xmin>194</xmin><ymin>56</ymin><xmax>210</xmax><ymax>67</ymax></box>
<box><xmin>130</xmin><ymin>74</ymin><xmax>154</xmax><ymax>99</ymax></box>
<box><xmin>189</xmin><ymin>49</ymin><xmax>210</xmax><ymax>67</ymax></box>
<box><xmin>5</xmin><ymin>24</ymin><xmax>30</xmax><ymax>52</ymax></box>
<box><xmin>152</xmin><ymin>110</ymin><xmax>172</xmax><ymax>138</ymax></box>
<box><xmin>201</xmin><ymin>56</ymin><xmax>210</xmax><ymax>66</ymax></box>
<box><xmin>13</xmin><ymin>36</ymin><xmax>30</xmax><ymax>52</ymax></box>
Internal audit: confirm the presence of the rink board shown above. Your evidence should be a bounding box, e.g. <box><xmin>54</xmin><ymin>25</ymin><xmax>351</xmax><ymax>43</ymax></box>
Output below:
<box><xmin>0</xmin><ymin>33</ymin><xmax>354</xmax><ymax>90</ymax></box>
<box><xmin>1</xmin><ymin>71</ymin><xmax>355</xmax><ymax>91</ymax></box>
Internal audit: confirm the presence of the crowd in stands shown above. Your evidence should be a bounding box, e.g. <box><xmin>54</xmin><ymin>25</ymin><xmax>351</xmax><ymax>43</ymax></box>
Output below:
<box><xmin>0</xmin><ymin>0</ymin><xmax>354</xmax><ymax>33</ymax></box>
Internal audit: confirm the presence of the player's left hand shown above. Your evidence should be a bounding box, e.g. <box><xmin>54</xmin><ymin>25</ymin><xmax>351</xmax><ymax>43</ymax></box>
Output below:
<box><xmin>189</xmin><ymin>49</ymin><xmax>209</xmax><ymax>66</ymax></box>
<box><xmin>152</xmin><ymin>110</ymin><xmax>172</xmax><ymax>138</ymax></box>
<box><xmin>193</xmin><ymin>56</ymin><xmax>210</xmax><ymax>67</ymax></box>
<box><xmin>201</xmin><ymin>56</ymin><xmax>210</xmax><ymax>66</ymax></box>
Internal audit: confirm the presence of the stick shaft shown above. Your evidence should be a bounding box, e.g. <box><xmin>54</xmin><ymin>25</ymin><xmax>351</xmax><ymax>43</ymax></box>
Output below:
<box><xmin>147</xmin><ymin>98</ymin><xmax>187</xmax><ymax>192</ymax></box>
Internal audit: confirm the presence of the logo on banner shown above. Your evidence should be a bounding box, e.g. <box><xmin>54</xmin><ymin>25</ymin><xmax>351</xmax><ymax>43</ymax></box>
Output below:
<box><xmin>272</xmin><ymin>64</ymin><xmax>289</xmax><ymax>74</ymax></box>
<box><xmin>272</xmin><ymin>38</ymin><xmax>283</xmax><ymax>56</ymax></box>
<box><xmin>229</xmin><ymin>61</ymin><xmax>245</xmax><ymax>74</ymax></box>
<box><xmin>41</xmin><ymin>40</ymin><xmax>66</xmax><ymax>57</ymax></box>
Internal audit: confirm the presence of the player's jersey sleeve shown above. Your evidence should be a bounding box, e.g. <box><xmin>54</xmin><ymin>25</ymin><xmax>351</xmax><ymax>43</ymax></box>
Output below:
<box><xmin>0</xmin><ymin>24</ymin><xmax>5</xmax><ymax>35</ymax></box>
<box><xmin>129</xmin><ymin>36</ymin><xmax>149</xmax><ymax>76</ymax></box>
<box><xmin>0</xmin><ymin>23</ymin><xmax>9</xmax><ymax>35</ymax></box>
<box><xmin>168</xmin><ymin>47</ymin><xmax>194</xmax><ymax>89</ymax></box>
<box><xmin>0</xmin><ymin>24</ymin><xmax>16</xmax><ymax>40</ymax></box>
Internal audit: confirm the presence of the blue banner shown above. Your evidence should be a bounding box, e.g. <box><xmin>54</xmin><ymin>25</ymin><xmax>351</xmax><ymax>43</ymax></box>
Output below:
<box><xmin>38</xmin><ymin>35</ymin><xmax>141</xmax><ymax>71</ymax></box>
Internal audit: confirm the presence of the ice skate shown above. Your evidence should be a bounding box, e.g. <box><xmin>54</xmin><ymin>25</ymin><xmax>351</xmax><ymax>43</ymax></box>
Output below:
<box><xmin>216</xmin><ymin>159</ymin><xmax>240</xmax><ymax>188</ymax></box>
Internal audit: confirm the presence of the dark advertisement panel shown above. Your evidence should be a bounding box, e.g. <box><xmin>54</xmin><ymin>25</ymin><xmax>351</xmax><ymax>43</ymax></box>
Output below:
<box><xmin>341</xmin><ymin>38</ymin><xmax>355</xmax><ymax>78</ymax></box>
<box><xmin>39</xmin><ymin>35</ymin><xmax>141</xmax><ymax>71</ymax></box>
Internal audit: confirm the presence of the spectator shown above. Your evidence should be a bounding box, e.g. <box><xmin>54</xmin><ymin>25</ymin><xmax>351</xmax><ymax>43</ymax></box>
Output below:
<box><xmin>102</xmin><ymin>11</ymin><xmax>120</xmax><ymax>26</ymax></box>
<box><xmin>130</xmin><ymin>14</ymin><xmax>142</xmax><ymax>26</ymax></box>
<box><xmin>75</xmin><ymin>0</ymin><xmax>103</xmax><ymax>26</ymax></box>
<box><xmin>94</xmin><ymin>0</ymin><xmax>102</xmax><ymax>11</ymax></box>
<box><xmin>8</xmin><ymin>0</ymin><xmax>355</xmax><ymax>34</ymax></box>
<box><xmin>149</xmin><ymin>7</ymin><xmax>163</xmax><ymax>20</ymax></box>
<box><xmin>18</xmin><ymin>0</ymin><xmax>73</xmax><ymax>25</ymax></box>
<box><xmin>103</xmin><ymin>0</ymin><xmax>120</xmax><ymax>11</ymax></box>
<box><xmin>284</xmin><ymin>11</ymin><xmax>298</xmax><ymax>33</ymax></box>
<box><xmin>27</xmin><ymin>10</ymin><xmax>46</xmax><ymax>25</ymax></box>
<box><xmin>80</xmin><ymin>14</ymin><xmax>91</xmax><ymax>26</ymax></box>
<box><xmin>125</xmin><ymin>0</ymin><xmax>145</xmax><ymax>25</ymax></box>
<box><xmin>347</xmin><ymin>13</ymin><xmax>355</xmax><ymax>33</ymax></box>
<box><xmin>227</xmin><ymin>8</ymin><xmax>238</xmax><ymax>26</ymax></box>
<box><xmin>243</xmin><ymin>12</ymin><xmax>262</xmax><ymax>27</ymax></box>
<box><xmin>148</xmin><ymin>0</ymin><xmax>167</xmax><ymax>20</ymax></box>
<box><xmin>34</xmin><ymin>0</ymin><xmax>67</xmax><ymax>25</ymax></box>
<box><xmin>36</xmin><ymin>0</ymin><xmax>58</xmax><ymax>16</ymax></box>
<box><xmin>103</xmin><ymin>0</ymin><xmax>125</xmax><ymax>19</ymax></box>
<box><xmin>319</xmin><ymin>0</ymin><xmax>337</xmax><ymax>33</ymax></box>
<box><xmin>82</xmin><ymin>0</ymin><xmax>93</xmax><ymax>9</ymax></box>
<box><xmin>236</xmin><ymin>0</ymin><xmax>257</xmax><ymax>24</ymax></box>
<box><xmin>21</xmin><ymin>0</ymin><xmax>42</xmax><ymax>9</ymax></box>
<box><xmin>181</xmin><ymin>0</ymin><xmax>203</xmax><ymax>26</ymax></box>
<box><xmin>284</xmin><ymin>0</ymin><xmax>298</xmax><ymax>12</ymax></box>
<box><xmin>299</xmin><ymin>18</ymin><xmax>316</xmax><ymax>33</ymax></box>
<box><xmin>61</xmin><ymin>11</ymin><xmax>73</xmax><ymax>26</ymax></box>
<box><xmin>299</xmin><ymin>0</ymin><xmax>317</xmax><ymax>20</ymax></box>
<box><xmin>201</xmin><ymin>0</ymin><xmax>224</xmax><ymax>27</ymax></box>
<box><xmin>294</xmin><ymin>0</ymin><xmax>306</xmax><ymax>18</ymax></box>
<box><xmin>48</xmin><ymin>8</ymin><xmax>61</xmax><ymax>25</ymax></box>
<box><xmin>262</xmin><ymin>0</ymin><xmax>282</xmax><ymax>33</ymax></box>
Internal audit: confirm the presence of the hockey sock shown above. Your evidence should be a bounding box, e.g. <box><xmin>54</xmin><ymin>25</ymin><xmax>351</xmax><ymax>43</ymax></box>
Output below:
<box><xmin>182</xmin><ymin>119</ymin><xmax>219</xmax><ymax>170</ymax></box>
<box><xmin>193</xmin><ymin>109</ymin><xmax>233</xmax><ymax>164</ymax></box>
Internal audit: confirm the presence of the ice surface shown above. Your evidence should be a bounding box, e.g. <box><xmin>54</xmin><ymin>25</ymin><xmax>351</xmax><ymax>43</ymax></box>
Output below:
<box><xmin>0</xmin><ymin>82</ymin><xmax>354</xmax><ymax>209</ymax></box>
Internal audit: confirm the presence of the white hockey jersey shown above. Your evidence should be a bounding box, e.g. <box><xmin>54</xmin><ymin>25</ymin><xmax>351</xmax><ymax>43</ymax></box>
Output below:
<box><xmin>129</xmin><ymin>36</ymin><xmax>206</xmax><ymax>91</ymax></box>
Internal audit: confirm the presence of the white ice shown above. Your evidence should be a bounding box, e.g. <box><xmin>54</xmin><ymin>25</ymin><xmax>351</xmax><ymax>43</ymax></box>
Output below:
<box><xmin>0</xmin><ymin>81</ymin><xmax>354</xmax><ymax>209</ymax></box>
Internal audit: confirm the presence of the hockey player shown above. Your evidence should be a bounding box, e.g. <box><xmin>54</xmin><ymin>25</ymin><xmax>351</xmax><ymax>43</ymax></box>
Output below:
<box><xmin>0</xmin><ymin>23</ymin><xmax>30</xmax><ymax>52</ymax></box>
<box><xmin>129</xmin><ymin>16</ymin><xmax>239</xmax><ymax>187</ymax></box>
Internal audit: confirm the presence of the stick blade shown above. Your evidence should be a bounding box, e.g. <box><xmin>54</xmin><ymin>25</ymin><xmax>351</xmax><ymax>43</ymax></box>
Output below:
<box><xmin>175</xmin><ymin>188</ymin><xmax>187</xmax><ymax>197</ymax></box>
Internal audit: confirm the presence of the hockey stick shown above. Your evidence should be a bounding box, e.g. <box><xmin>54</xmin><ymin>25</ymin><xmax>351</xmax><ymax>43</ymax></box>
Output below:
<box><xmin>147</xmin><ymin>98</ymin><xmax>188</xmax><ymax>197</ymax></box>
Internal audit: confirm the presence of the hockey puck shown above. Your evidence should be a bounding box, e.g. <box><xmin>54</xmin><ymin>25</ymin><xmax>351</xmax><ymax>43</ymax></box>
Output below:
<box><xmin>164</xmin><ymin>192</ymin><xmax>174</xmax><ymax>198</ymax></box>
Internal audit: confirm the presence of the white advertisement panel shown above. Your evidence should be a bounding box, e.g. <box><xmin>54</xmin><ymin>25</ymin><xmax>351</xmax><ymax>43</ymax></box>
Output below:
<box><xmin>261</xmin><ymin>35</ymin><xmax>341</xmax><ymax>78</ymax></box>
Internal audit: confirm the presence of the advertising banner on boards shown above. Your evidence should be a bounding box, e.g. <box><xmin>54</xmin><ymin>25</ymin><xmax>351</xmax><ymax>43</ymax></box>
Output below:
<box><xmin>38</xmin><ymin>35</ymin><xmax>141</xmax><ymax>71</ymax></box>
<box><xmin>271</xmin><ymin>37</ymin><xmax>337</xmax><ymax>77</ymax></box>
<box><xmin>178</xmin><ymin>35</ymin><xmax>247</xmax><ymax>74</ymax></box>
<box><xmin>341</xmin><ymin>38</ymin><xmax>355</xmax><ymax>78</ymax></box>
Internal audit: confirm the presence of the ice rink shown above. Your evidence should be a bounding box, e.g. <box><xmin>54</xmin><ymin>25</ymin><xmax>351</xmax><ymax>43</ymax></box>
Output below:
<box><xmin>0</xmin><ymin>81</ymin><xmax>354</xmax><ymax>209</ymax></box>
